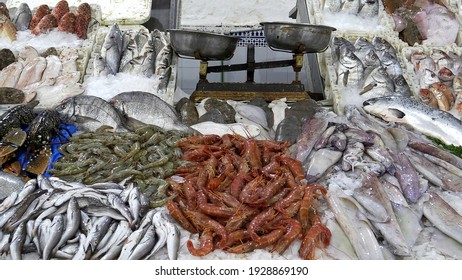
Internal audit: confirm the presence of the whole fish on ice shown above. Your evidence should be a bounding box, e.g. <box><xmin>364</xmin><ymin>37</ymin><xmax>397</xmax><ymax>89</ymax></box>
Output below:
<box><xmin>363</xmin><ymin>96</ymin><xmax>462</xmax><ymax>146</ymax></box>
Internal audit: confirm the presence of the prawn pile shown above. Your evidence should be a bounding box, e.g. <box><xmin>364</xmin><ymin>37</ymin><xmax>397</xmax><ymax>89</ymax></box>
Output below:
<box><xmin>49</xmin><ymin>125</ymin><xmax>189</xmax><ymax>207</ymax></box>
<box><xmin>165</xmin><ymin>134</ymin><xmax>331</xmax><ymax>259</ymax></box>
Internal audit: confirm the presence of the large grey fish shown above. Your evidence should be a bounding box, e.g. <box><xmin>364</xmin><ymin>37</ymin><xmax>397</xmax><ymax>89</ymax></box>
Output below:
<box><xmin>363</xmin><ymin>96</ymin><xmax>462</xmax><ymax>146</ymax></box>
<box><xmin>11</xmin><ymin>3</ymin><xmax>31</xmax><ymax>31</ymax></box>
<box><xmin>157</xmin><ymin>66</ymin><xmax>172</xmax><ymax>96</ymax></box>
<box><xmin>101</xmin><ymin>24</ymin><xmax>123</xmax><ymax>75</ymax></box>
<box><xmin>109</xmin><ymin>91</ymin><xmax>194</xmax><ymax>133</ymax></box>
<box><xmin>54</xmin><ymin>95</ymin><xmax>128</xmax><ymax>132</ymax></box>
<box><xmin>336</xmin><ymin>45</ymin><xmax>364</xmax><ymax>87</ymax></box>
<box><xmin>0</xmin><ymin>171</ymin><xmax>26</xmax><ymax>201</ymax></box>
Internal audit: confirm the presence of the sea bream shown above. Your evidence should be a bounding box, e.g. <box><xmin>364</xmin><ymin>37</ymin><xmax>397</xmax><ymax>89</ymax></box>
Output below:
<box><xmin>109</xmin><ymin>91</ymin><xmax>194</xmax><ymax>134</ymax></box>
<box><xmin>336</xmin><ymin>45</ymin><xmax>364</xmax><ymax>87</ymax></box>
<box><xmin>363</xmin><ymin>96</ymin><xmax>462</xmax><ymax>146</ymax></box>
<box><xmin>101</xmin><ymin>24</ymin><xmax>123</xmax><ymax>75</ymax></box>
<box><xmin>54</xmin><ymin>95</ymin><xmax>128</xmax><ymax>132</ymax></box>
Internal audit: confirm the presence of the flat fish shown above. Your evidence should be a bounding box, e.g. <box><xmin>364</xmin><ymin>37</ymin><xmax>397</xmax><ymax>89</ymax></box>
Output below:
<box><xmin>16</xmin><ymin>57</ymin><xmax>47</xmax><ymax>90</ymax></box>
<box><xmin>0</xmin><ymin>62</ymin><xmax>23</xmax><ymax>88</ymax></box>
<box><xmin>191</xmin><ymin>121</ymin><xmax>262</xmax><ymax>138</ymax></box>
<box><xmin>178</xmin><ymin>98</ymin><xmax>199</xmax><ymax>126</ymax></box>
<box><xmin>227</xmin><ymin>100</ymin><xmax>269</xmax><ymax>130</ymax></box>
<box><xmin>197</xmin><ymin>108</ymin><xmax>225</xmax><ymax>124</ymax></box>
<box><xmin>29</xmin><ymin>83</ymin><xmax>85</xmax><ymax>110</ymax></box>
<box><xmin>109</xmin><ymin>91</ymin><xmax>194</xmax><ymax>134</ymax></box>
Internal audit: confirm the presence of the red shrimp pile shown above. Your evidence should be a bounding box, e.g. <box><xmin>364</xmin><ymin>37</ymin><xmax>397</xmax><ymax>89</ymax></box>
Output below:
<box><xmin>166</xmin><ymin>134</ymin><xmax>331</xmax><ymax>259</ymax></box>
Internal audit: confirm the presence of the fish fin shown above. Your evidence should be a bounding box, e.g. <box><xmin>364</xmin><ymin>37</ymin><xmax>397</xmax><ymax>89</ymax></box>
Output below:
<box><xmin>343</xmin><ymin>70</ymin><xmax>350</xmax><ymax>87</ymax></box>
<box><xmin>359</xmin><ymin>82</ymin><xmax>377</xmax><ymax>95</ymax></box>
<box><xmin>122</xmin><ymin>116</ymin><xmax>149</xmax><ymax>131</ymax></box>
<box><xmin>387</xmin><ymin>108</ymin><xmax>406</xmax><ymax>119</ymax></box>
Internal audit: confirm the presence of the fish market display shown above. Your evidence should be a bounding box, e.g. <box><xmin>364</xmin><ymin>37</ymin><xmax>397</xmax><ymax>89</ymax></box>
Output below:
<box><xmin>49</xmin><ymin>124</ymin><xmax>189</xmax><ymax>207</ymax></box>
<box><xmin>292</xmin><ymin>105</ymin><xmax>462</xmax><ymax>259</ymax></box>
<box><xmin>383</xmin><ymin>0</ymin><xmax>460</xmax><ymax>46</ymax></box>
<box><xmin>165</xmin><ymin>134</ymin><xmax>331</xmax><ymax>259</ymax></box>
<box><xmin>0</xmin><ymin>175</ymin><xmax>180</xmax><ymax>260</ymax></box>
<box><xmin>405</xmin><ymin>47</ymin><xmax>462</xmax><ymax>119</ymax></box>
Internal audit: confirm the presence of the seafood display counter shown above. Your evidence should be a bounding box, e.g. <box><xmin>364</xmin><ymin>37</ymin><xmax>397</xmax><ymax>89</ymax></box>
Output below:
<box><xmin>1</xmin><ymin>0</ymin><xmax>462</xmax><ymax>262</ymax></box>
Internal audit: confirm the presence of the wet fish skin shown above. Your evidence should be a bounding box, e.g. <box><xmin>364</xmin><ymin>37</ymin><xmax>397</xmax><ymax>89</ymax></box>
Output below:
<box><xmin>9</xmin><ymin>222</ymin><xmax>26</xmax><ymax>260</ymax></box>
<box><xmin>294</xmin><ymin>111</ymin><xmax>329</xmax><ymax>165</ymax></box>
<box><xmin>42</xmin><ymin>214</ymin><xmax>64</xmax><ymax>260</ymax></box>
<box><xmin>54</xmin><ymin>95</ymin><xmax>128</xmax><ymax>132</ymax></box>
<box><xmin>110</xmin><ymin>90</ymin><xmax>193</xmax><ymax>134</ymax></box>
<box><xmin>84</xmin><ymin>216</ymin><xmax>113</xmax><ymax>253</ymax></box>
<box><xmin>101</xmin><ymin>24</ymin><xmax>123</xmax><ymax>75</ymax></box>
<box><xmin>55</xmin><ymin>197</ymin><xmax>81</xmax><ymax>250</ymax></box>
<box><xmin>128</xmin><ymin>225</ymin><xmax>156</xmax><ymax>260</ymax></box>
<box><xmin>118</xmin><ymin>222</ymin><xmax>149</xmax><ymax>260</ymax></box>
<box><xmin>16</xmin><ymin>57</ymin><xmax>47</xmax><ymax>89</ymax></box>
<box><xmin>165</xmin><ymin>221</ymin><xmax>180</xmax><ymax>260</ymax></box>
<box><xmin>0</xmin><ymin>62</ymin><xmax>23</xmax><ymax>88</ymax></box>
<box><xmin>0</xmin><ymin>87</ymin><xmax>25</xmax><ymax>104</ymax></box>
<box><xmin>337</xmin><ymin>46</ymin><xmax>364</xmax><ymax>87</ymax></box>
<box><xmin>0</xmin><ymin>171</ymin><xmax>26</xmax><ymax>201</ymax></box>
<box><xmin>393</xmin><ymin>75</ymin><xmax>412</xmax><ymax>97</ymax></box>
<box><xmin>11</xmin><ymin>3</ymin><xmax>31</xmax><ymax>31</ymax></box>
<box><xmin>363</xmin><ymin>95</ymin><xmax>462</xmax><ymax>147</ymax></box>
<box><xmin>423</xmin><ymin>192</ymin><xmax>462</xmax><ymax>244</ymax></box>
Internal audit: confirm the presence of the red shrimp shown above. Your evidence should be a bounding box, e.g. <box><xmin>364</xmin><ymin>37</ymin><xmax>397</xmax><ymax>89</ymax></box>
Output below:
<box><xmin>166</xmin><ymin>200</ymin><xmax>197</xmax><ymax>233</ymax></box>
<box><xmin>239</xmin><ymin>175</ymin><xmax>265</xmax><ymax>204</ymax></box>
<box><xmin>225</xmin><ymin>230</ymin><xmax>251</xmax><ymax>248</ymax></box>
<box><xmin>184</xmin><ymin>209</ymin><xmax>228</xmax><ymax>249</ymax></box>
<box><xmin>276</xmin><ymin>155</ymin><xmax>305</xmax><ymax>182</ymax></box>
<box><xmin>299</xmin><ymin>215</ymin><xmax>331</xmax><ymax>260</ymax></box>
<box><xmin>274</xmin><ymin>184</ymin><xmax>305</xmax><ymax>214</ymax></box>
<box><xmin>196</xmin><ymin>190</ymin><xmax>236</xmax><ymax>218</ymax></box>
<box><xmin>187</xmin><ymin>229</ymin><xmax>214</xmax><ymax>256</ymax></box>
<box><xmin>227</xmin><ymin>228</ymin><xmax>285</xmax><ymax>254</ymax></box>
<box><xmin>299</xmin><ymin>184</ymin><xmax>327</xmax><ymax>231</ymax></box>
<box><xmin>270</xmin><ymin>218</ymin><xmax>302</xmax><ymax>254</ymax></box>
<box><xmin>247</xmin><ymin>207</ymin><xmax>277</xmax><ymax>242</ymax></box>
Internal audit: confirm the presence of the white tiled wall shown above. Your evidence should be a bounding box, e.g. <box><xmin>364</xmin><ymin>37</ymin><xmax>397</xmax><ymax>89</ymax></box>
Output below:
<box><xmin>177</xmin><ymin>46</ymin><xmax>307</xmax><ymax>95</ymax></box>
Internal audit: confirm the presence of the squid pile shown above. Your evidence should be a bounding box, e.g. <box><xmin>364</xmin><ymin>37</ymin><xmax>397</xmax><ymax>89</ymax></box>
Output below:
<box><xmin>165</xmin><ymin>134</ymin><xmax>331</xmax><ymax>259</ymax></box>
<box><xmin>294</xmin><ymin>106</ymin><xmax>462</xmax><ymax>259</ymax></box>
<box><xmin>49</xmin><ymin>125</ymin><xmax>189</xmax><ymax>207</ymax></box>
<box><xmin>0</xmin><ymin>175</ymin><xmax>180</xmax><ymax>260</ymax></box>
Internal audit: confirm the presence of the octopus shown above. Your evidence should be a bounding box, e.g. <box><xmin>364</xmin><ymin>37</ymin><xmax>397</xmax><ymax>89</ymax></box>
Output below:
<box><xmin>58</xmin><ymin>12</ymin><xmax>76</xmax><ymax>34</ymax></box>
<box><xmin>29</xmin><ymin>4</ymin><xmax>51</xmax><ymax>30</ymax></box>
<box><xmin>51</xmin><ymin>0</ymin><xmax>70</xmax><ymax>22</ymax></box>
<box><xmin>32</xmin><ymin>14</ymin><xmax>58</xmax><ymax>35</ymax></box>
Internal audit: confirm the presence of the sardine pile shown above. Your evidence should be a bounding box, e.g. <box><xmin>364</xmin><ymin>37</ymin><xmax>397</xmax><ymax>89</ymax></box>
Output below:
<box><xmin>0</xmin><ymin>45</ymin><xmax>84</xmax><ymax>109</ymax></box>
<box><xmin>93</xmin><ymin>24</ymin><xmax>172</xmax><ymax>78</ymax></box>
<box><xmin>408</xmin><ymin>48</ymin><xmax>462</xmax><ymax>119</ymax></box>
<box><xmin>49</xmin><ymin>125</ymin><xmax>189</xmax><ymax>207</ymax></box>
<box><xmin>0</xmin><ymin>175</ymin><xmax>180</xmax><ymax>260</ymax></box>
<box><xmin>165</xmin><ymin>134</ymin><xmax>330</xmax><ymax>259</ymax></box>
<box><xmin>294</xmin><ymin>106</ymin><xmax>462</xmax><ymax>259</ymax></box>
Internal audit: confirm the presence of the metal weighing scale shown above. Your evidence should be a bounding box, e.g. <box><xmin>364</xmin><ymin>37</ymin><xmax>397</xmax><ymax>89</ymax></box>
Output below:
<box><xmin>168</xmin><ymin>22</ymin><xmax>336</xmax><ymax>102</ymax></box>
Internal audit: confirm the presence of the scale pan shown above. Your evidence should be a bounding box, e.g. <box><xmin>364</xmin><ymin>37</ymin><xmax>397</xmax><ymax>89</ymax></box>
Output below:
<box><xmin>167</xmin><ymin>29</ymin><xmax>239</xmax><ymax>61</ymax></box>
<box><xmin>260</xmin><ymin>22</ymin><xmax>336</xmax><ymax>53</ymax></box>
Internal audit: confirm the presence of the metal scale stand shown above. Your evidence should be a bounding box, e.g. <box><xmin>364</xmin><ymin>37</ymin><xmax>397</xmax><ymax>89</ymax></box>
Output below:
<box><xmin>193</xmin><ymin>45</ymin><xmax>307</xmax><ymax>101</ymax></box>
<box><xmin>168</xmin><ymin>22</ymin><xmax>336</xmax><ymax>102</ymax></box>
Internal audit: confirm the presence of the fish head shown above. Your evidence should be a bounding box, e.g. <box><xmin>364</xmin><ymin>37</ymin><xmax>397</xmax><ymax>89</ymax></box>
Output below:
<box><xmin>354</xmin><ymin>37</ymin><xmax>372</xmax><ymax>50</ymax></box>
<box><xmin>339</xmin><ymin>46</ymin><xmax>362</xmax><ymax>68</ymax></box>
<box><xmin>363</xmin><ymin>97</ymin><xmax>406</xmax><ymax>122</ymax></box>
<box><xmin>363</xmin><ymin>49</ymin><xmax>381</xmax><ymax>66</ymax></box>
<box><xmin>54</xmin><ymin>96</ymin><xmax>76</xmax><ymax>122</ymax></box>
